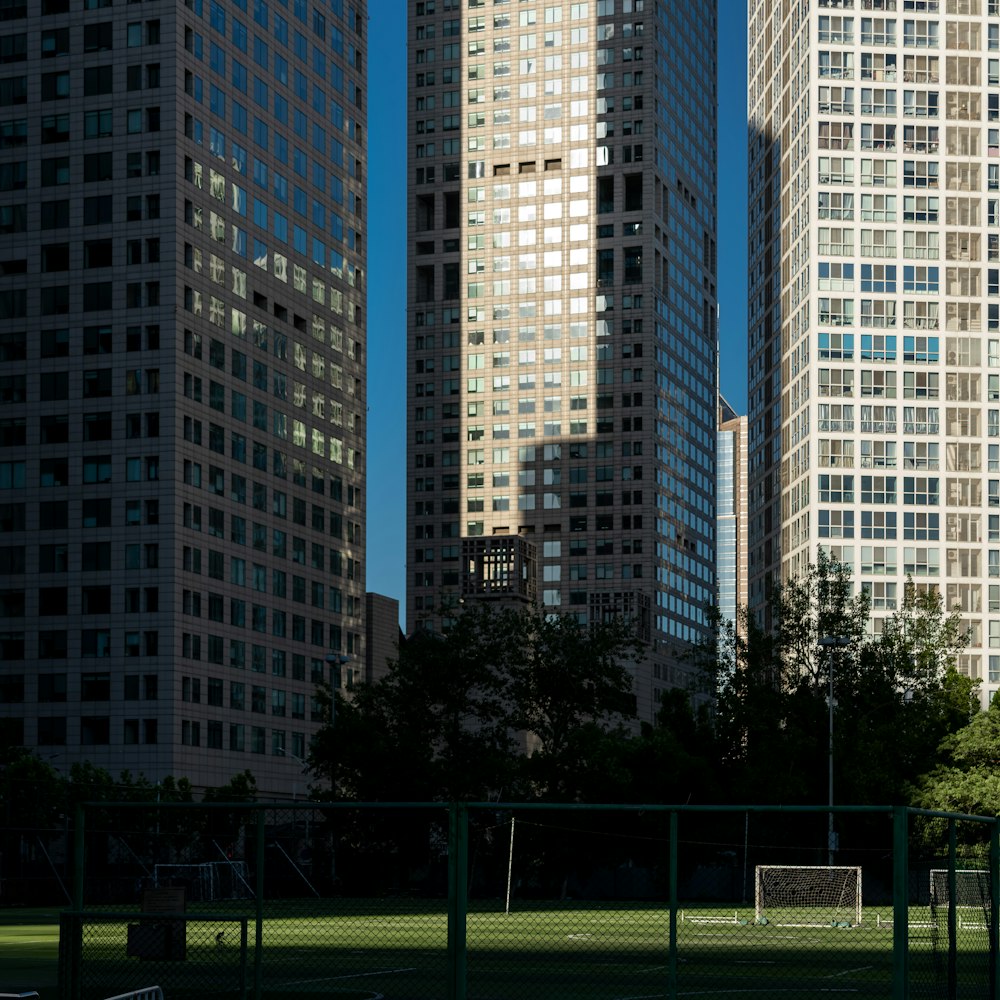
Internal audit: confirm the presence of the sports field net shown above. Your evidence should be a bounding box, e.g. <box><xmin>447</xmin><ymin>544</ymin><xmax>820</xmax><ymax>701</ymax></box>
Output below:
<box><xmin>55</xmin><ymin>803</ymin><xmax>998</xmax><ymax>1000</ymax></box>
<box><xmin>152</xmin><ymin>862</ymin><xmax>252</xmax><ymax>902</ymax></box>
<box><xmin>754</xmin><ymin>864</ymin><xmax>862</xmax><ymax>926</ymax></box>
<box><xmin>929</xmin><ymin>868</ymin><xmax>991</xmax><ymax>912</ymax></box>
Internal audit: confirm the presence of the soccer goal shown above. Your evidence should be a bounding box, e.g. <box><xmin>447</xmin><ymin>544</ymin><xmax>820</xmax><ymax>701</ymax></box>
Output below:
<box><xmin>755</xmin><ymin>865</ymin><xmax>862</xmax><ymax>927</ymax></box>
<box><xmin>152</xmin><ymin>861</ymin><xmax>252</xmax><ymax>901</ymax></box>
<box><xmin>929</xmin><ymin>869</ymin><xmax>992</xmax><ymax>911</ymax></box>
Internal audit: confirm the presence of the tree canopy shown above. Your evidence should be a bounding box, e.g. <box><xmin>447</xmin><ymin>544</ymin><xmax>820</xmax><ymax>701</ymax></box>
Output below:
<box><xmin>4</xmin><ymin>555</ymin><xmax>992</xmax><ymax>823</ymax></box>
<box><xmin>914</xmin><ymin>692</ymin><xmax>1000</xmax><ymax>820</ymax></box>
<box><xmin>692</xmin><ymin>556</ymin><xmax>978</xmax><ymax>806</ymax></box>
<box><xmin>309</xmin><ymin>603</ymin><xmax>642</xmax><ymax>802</ymax></box>
<box><xmin>309</xmin><ymin>559</ymin><xmax>985</xmax><ymax>813</ymax></box>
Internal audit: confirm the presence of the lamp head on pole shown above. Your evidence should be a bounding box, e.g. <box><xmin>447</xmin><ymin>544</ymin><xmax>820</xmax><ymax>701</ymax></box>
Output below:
<box><xmin>818</xmin><ymin>635</ymin><xmax>852</xmax><ymax>650</ymax></box>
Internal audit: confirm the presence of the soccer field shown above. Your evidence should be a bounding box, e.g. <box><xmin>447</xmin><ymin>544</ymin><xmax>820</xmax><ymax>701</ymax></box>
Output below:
<box><xmin>0</xmin><ymin>909</ymin><xmax>63</xmax><ymax>993</ymax></box>
<box><xmin>10</xmin><ymin>899</ymin><xmax>994</xmax><ymax>1000</ymax></box>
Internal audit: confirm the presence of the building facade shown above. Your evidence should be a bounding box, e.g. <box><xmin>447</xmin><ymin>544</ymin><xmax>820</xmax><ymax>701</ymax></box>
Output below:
<box><xmin>748</xmin><ymin>0</ymin><xmax>999</xmax><ymax>702</ymax></box>
<box><xmin>717</xmin><ymin>395</ymin><xmax>748</xmax><ymax>635</ymax></box>
<box><xmin>0</xmin><ymin>0</ymin><xmax>367</xmax><ymax>793</ymax></box>
<box><xmin>406</xmin><ymin>0</ymin><xmax>719</xmax><ymax>719</ymax></box>
<box><xmin>365</xmin><ymin>591</ymin><xmax>401</xmax><ymax>684</ymax></box>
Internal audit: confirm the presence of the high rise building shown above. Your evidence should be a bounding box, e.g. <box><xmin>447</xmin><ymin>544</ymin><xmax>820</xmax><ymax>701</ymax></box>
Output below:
<box><xmin>717</xmin><ymin>395</ymin><xmax>748</xmax><ymax>636</ymax></box>
<box><xmin>406</xmin><ymin>0</ymin><xmax>719</xmax><ymax>720</ymax></box>
<box><xmin>365</xmin><ymin>591</ymin><xmax>401</xmax><ymax>683</ymax></box>
<box><xmin>0</xmin><ymin>0</ymin><xmax>367</xmax><ymax>794</ymax></box>
<box><xmin>748</xmin><ymin>0</ymin><xmax>999</xmax><ymax>703</ymax></box>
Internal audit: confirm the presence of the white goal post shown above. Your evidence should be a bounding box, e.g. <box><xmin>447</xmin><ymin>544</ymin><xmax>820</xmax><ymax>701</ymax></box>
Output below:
<box><xmin>755</xmin><ymin>865</ymin><xmax>863</xmax><ymax>926</ymax></box>
<box><xmin>929</xmin><ymin>869</ymin><xmax>992</xmax><ymax>911</ymax></box>
<box><xmin>152</xmin><ymin>861</ymin><xmax>252</xmax><ymax>901</ymax></box>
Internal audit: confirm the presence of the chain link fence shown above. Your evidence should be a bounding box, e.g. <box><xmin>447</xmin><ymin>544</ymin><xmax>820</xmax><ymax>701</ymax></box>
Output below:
<box><xmin>52</xmin><ymin>802</ymin><xmax>999</xmax><ymax>1000</ymax></box>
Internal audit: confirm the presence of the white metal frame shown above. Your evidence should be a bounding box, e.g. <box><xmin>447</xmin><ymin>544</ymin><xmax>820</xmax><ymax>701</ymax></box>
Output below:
<box><xmin>755</xmin><ymin>864</ymin><xmax>863</xmax><ymax>926</ymax></box>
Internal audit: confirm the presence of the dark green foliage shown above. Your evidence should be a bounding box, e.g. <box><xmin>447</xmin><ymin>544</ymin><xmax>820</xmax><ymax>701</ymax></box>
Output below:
<box><xmin>311</xmin><ymin>562</ymin><xmax>982</xmax><ymax>811</ymax></box>
<box><xmin>0</xmin><ymin>752</ymin><xmax>234</xmax><ymax>823</ymax></box>
<box><xmin>310</xmin><ymin>603</ymin><xmax>642</xmax><ymax>802</ymax></box>
<box><xmin>915</xmin><ymin>692</ymin><xmax>1000</xmax><ymax>821</ymax></box>
<box><xmin>693</xmin><ymin>556</ymin><xmax>977</xmax><ymax>807</ymax></box>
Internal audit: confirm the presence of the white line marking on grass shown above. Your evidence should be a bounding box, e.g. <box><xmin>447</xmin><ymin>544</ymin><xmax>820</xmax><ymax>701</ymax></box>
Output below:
<box><xmin>824</xmin><ymin>966</ymin><xmax>872</xmax><ymax>979</ymax></box>
<box><xmin>686</xmin><ymin>931</ymin><xmax>801</xmax><ymax>941</ymax></box>
<box><xmin>617</xmin><ymin>990</ymin><xmax>863</xmax><ymax>999</ymax></box>
<box><xmin>673</xmin><ymin>990</ymin><xmax>859</xmax><ymax>997</ymax></box>
<box><xmin>280</xmin><ymin>967</ymin><xmax>416</xmax><ymax>986</ymax></box>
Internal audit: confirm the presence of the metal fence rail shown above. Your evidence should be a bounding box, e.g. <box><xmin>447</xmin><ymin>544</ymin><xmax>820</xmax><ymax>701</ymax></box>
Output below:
<box><xmin>53</xmin><ymin>802</ymin><xmax>999</xmax><ymax>1000</ymax></box>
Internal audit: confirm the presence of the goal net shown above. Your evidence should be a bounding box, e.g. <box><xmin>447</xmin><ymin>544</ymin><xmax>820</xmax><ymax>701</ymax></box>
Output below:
<box><xmin>929</xmin><ymin>869</ymin><xmax>991</xmax><ymax>913</ymax></box>
<box><xmin>153</xmin><ymin>861</ymin><xmax>252</xmax><ymax>901</ymax></box>
<box><xmin>755</xmin><ymin>865</ymin><xmax>862</xmax><ymax>926</ymax></box>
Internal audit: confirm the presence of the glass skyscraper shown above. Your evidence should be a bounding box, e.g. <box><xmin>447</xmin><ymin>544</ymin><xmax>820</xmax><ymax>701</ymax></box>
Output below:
<box><xmin>406</xmin><ymin>0</ymin><xmax>719</xmax><ymax>718</ymax></box>
<box><xmin>0</xmin><ymin>0</ymin><xmax>367</xmax><ymax>793</ymax></box>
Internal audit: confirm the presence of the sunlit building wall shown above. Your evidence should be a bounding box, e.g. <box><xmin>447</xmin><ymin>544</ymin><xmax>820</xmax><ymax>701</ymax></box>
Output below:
<box><xmin>748</xmin><ymin>0</ymin><xmax>998</xmax><ymax>704</ymax></box>
<box><xmin>406</xmin><ymin>0</ymin><xmax>719</xmax><ymax>719</ymax></box>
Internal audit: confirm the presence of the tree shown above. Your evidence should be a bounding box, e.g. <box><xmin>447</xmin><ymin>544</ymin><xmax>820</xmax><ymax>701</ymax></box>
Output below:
<box><xmin>694</xmin><ymin>559</ymin><xmax>976</xmax><ymax>807</ymax></box>
<box><xmin>310</xmin><ymin>603</ymin><xmax>642</xmax><ymax>803</ymax></box>
<box><xmin>625</xmin><ymin>691</ymin><xmax>720</xmax><ymax>804</ymax></box>
<box><xmin>0</xmin><ymin>747</ymin><xmax>66</xmax><ymax>829</ymax></box>
<box><xmin>775</xmin><ymin>551</ymin><xmax>870</xmax><ymax>687</ymax></box>
<box><xmin>696</xmin><ymin>604</ymin><xmax>828</xmax><ymax>803</ymax></box>
<box><xmin>834</xmin><ymin>583</ymin><xmax>977</xmax><ymax>806</ymax></box>
<box><xmin>510</xmin><ymin>609</ymin><xmax>639</xmax><ymax>799</ymax></box>
<box><xmin>203</xmin><ymin>769</ymin><xmax>257</xmax><ymax>803</ymax></box>
<box><xmin>914</xmin><ymin>693</ymin><xmax>1000</xmax><ymax>821</ymax></box>
<box><xmin>690</xmin><ymin>555</ymin><xmax>867</xmax><ymax>806</ymax></box>
<box><xmin>312</xmin><ymin>604</ymin><xmax>521</xmax><ymax>801</ymax></box>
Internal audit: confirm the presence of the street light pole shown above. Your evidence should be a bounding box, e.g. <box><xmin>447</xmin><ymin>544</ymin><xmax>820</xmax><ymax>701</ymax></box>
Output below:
<box><xmin>818</xmin><ymin>635</ymin><xmax>851</xmax><ymax>866</ymax></box>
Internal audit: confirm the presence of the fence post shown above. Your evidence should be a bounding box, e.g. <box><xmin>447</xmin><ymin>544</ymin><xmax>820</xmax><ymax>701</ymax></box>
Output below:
<box><xmin>240</xmin><ymin>918</ymin><xmax>249</xmax><ymax>1000</ymax></box>
<box><xmin>60</xmin><ymin>802</ymin><xmax>86</xmax><ymax>1000</ymax></box>
<box><xmin>73</xmin><ymin>802</ymin><xmax>85</xmax><ymax>911</ymax></box>
<box><xmin>668</xmin><ymin>810</ymin><xmax>678</xmax><ymax>1000</ymax></box>
<box><xmin>991</xmin><ymin>819</ymin><xmax>1000</xmax><ymax>1000</ymax></box>
<box><xmin>447</xmin><ymin>803</ymin><xmax>468</xmax><ymax>1000</ymax></box>
<box><xmin>254</xmin><ymin>808</ymin><xmax>265</xmax><ymax>1000</ymax></box>
<box><xmin>892</xmin><ymin>806</ymin><xmax>908</xmax><ymax>1000</ymax></box>
<box><xmin>947</xmin><ymin>818</ymin><xmax>957</xmax><ymax>1000</ymax></box>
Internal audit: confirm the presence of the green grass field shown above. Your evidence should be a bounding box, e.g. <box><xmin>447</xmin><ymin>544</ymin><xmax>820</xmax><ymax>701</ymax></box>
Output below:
<box><xmin>3</xmin><ymin>901</ymin><xmax>993</xmax><ymax>1000</ymax></box>
<box><xmin>0</xmin><ymin>909</ymin><xmax>62</xmax><ymax>994</ymax></box>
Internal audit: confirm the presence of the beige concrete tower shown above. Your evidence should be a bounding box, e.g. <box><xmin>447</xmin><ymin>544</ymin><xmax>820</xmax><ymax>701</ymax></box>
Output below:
<box><xmin>406</xmin><ymin>0</ymin><xmax>719</xmax><ymax>720</ymax></box>
<box><xmin>748</xmin><ymin>0</ymin><xmax>999</xmax><ymax>703</ymax></box>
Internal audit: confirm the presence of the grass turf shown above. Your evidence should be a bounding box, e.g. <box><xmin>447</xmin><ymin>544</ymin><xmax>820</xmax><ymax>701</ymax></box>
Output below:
<box><xmin>2</xmin><ymin>901</ymin><xmax>992</xmax><ymax>999</ymax></box>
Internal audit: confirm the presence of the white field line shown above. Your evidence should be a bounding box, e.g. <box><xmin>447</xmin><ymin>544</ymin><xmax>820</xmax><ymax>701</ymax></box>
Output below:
<box><xmin>686</xmin><ymin>931</ymin><xmax>803</xmax><ymax>941</ymax></box>
<box><xmin>617</xmin><ymin>991</ymin><xmax>861</xmax><ymax>999</ymax></box>
<box><xmin>280</xmin><ymin>967</ymin><xmax>416</xmax><ymax>986</ymax></box>
<box><xmin>875</xmin><ymin>917</ymin><xmax>938</xmax><ymax>929</ymax></box>
<box><xmin>773</xmin><ymin>922</ymin><xmax>856</xmax><ymax>929</ymax></box>
<box><xmin>823</xmin><ymin>966</ymin><xmax>873</xmax><ymax>979</ymax></box>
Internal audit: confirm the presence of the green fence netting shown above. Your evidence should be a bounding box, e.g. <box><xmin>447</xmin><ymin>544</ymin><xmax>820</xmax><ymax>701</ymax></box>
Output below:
<box><xmin>42</xmin><ymin>802</ymin><xmax>1000</xmax><ymax>1000</ymax></box>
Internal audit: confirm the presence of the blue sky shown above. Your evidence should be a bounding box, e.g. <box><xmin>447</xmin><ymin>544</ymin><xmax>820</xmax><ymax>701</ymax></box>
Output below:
<box><xmin>363</xmin><ymin>6</ymin><xmax>748</xmax><ymax>612</ymax></box>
